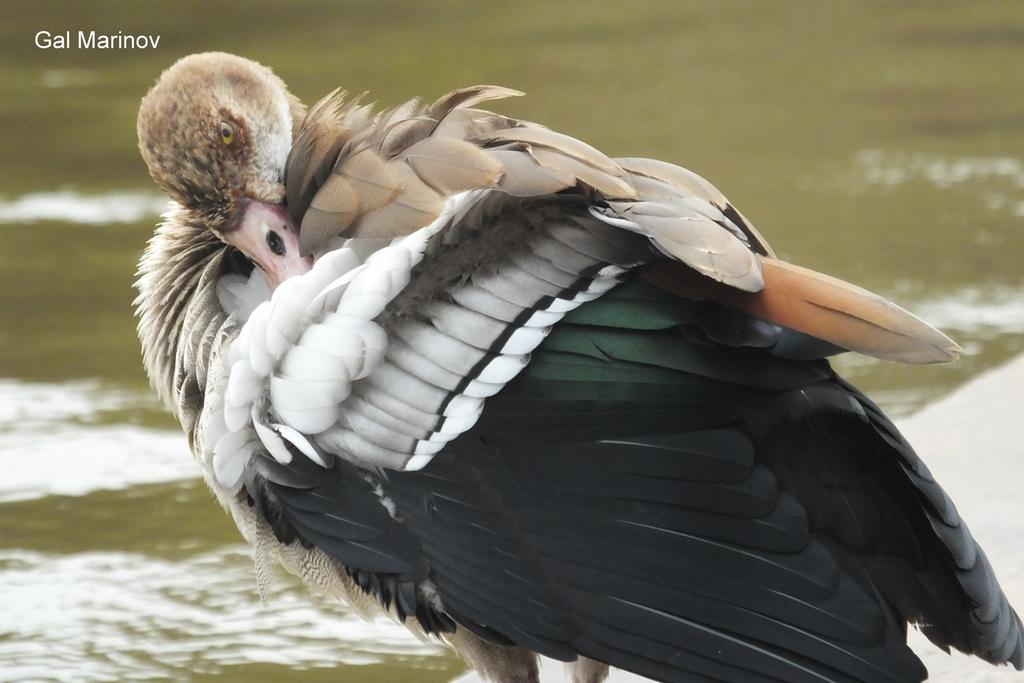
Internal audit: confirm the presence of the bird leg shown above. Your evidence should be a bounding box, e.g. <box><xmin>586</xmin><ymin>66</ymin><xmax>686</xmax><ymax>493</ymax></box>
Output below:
<box><xmin>445</xmin><ymin>628</ymin><xmax>540</xmax><ymax>683</ymax></box>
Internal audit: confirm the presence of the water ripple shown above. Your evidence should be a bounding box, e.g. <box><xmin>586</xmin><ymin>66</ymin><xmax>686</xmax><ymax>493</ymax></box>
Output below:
<box><xmin>0</xmin><ymin>548</ymin><xmax>443</xmax><ymax>682</ymax></box>
<box><xmin>0</xmin><ymin>191</ymin><xmax>168</xmax><ymax>225</ymax></box>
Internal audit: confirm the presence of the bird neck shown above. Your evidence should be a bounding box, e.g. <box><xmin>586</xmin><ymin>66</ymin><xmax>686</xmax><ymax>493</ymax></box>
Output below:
<box><xmin>134</xmin><ymin>203</ymin><xmax>231</xmax><ymax>434</ymax></box>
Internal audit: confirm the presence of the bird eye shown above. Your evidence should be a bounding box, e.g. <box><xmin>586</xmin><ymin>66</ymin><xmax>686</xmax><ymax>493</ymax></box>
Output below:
<box><xmin>219</xmin><ymin>121</ymin><xmax>235</xmax><ymax>146</ymax></box>
<box><xmin>266</xmin><ymin>230</ymin><xmax>285</xmax><ymax>256</ymax></box>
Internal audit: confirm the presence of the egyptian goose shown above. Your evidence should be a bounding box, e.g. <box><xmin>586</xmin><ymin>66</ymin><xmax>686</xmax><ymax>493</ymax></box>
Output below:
<box><xmin>135</xmin><ymin>52</ymin><xmax>1023</xmax><ymax>682</ymax></box>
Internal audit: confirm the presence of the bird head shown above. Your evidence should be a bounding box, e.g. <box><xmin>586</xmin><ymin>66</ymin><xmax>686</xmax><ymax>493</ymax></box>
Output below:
<box><xmin>138</xmin><ymin>52</ymin><xmax>311</xmax><ymax>287</ymax></box>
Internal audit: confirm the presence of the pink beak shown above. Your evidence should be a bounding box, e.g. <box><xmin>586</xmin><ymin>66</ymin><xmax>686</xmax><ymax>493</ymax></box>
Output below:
<box><xmin>227</xmin><ymin>199</ymin><xmax>313</xmax><ymax>288</ymax></box>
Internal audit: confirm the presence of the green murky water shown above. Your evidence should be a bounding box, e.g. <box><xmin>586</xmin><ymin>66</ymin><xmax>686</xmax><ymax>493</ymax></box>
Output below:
<box><xmin>1</xmin><ymin>1</ymin><xmax>1022</xmax><ymax>680</ymax></box>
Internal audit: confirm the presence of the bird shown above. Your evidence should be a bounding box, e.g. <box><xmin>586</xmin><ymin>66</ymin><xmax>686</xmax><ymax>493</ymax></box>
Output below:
<box><xmin>134</xmin><ymin>52</ymin><xmax>1022</xmax><ymax>683</ymax></box>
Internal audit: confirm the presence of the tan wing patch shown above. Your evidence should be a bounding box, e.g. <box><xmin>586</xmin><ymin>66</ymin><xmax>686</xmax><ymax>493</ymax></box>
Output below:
<box><xmin>486</xmin><ymin>147</ymin><xmax>575</xmax><ymax>196</ymax></box>
<box><xmin>401</xmin><ymin>137</ymin><xmax>503</xmax><ymax>194</ymax></box>
<box><xmin>642</xmin><ymin>257</ymin><xmax>961</xmax><ymax>364</ymax></box>
<box><xmin>530</xmin><ymin>147</ymin><xmax>635</xmax><ymax>199</ymax></box>
<box><xmin>428</xmin><ymin>85</ymin><xmax>525</xmax><ymax>117</ymax></box>
<box><xmin>347</xmin><ymin>164</ymin><xmax>443</xmax><ymax>239</ymax></box>
<box><xmin>337</xmin><ymin>149</ymin><xmax>399</xmax><ymax>212</ymax></box>
<box><xmin>618</xmin><ymin>157</ymin><xmax>776</xmax><ymax>258</ymax></box>
<box><xmin>482</xmin><ymin>126</ymin><xmax>622</xmax><ymax>176</ymax></box>
<box><xmin>613</xmin><ymin>200</ymin><xmax>763</xmax><ymax>292</ymax></box>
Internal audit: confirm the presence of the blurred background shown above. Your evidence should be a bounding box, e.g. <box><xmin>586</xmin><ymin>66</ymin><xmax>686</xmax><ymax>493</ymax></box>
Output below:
<box><xmin>1</xmin><ymin>1</ymin><xmax>1022</xmax><ymax>680</ymax></box>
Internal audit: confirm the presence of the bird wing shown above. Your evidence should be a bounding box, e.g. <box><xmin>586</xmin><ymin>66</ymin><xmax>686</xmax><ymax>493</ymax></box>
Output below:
<box><xmin>206</xmin><ymin>85</ymin><xmax>958</xmax><ymax>482</ymax></box>
<box><xmin>285</xmin><ymin>85</ymin><xmax>957</xmax><ymax>356</ymax></box>
<box><xmin>236</xmin><ymin>276</ymin><xmax>1023</xmax><ymax>682</ymax></box>
<box><xmin>286</xmin><ymin>85</ymin><xmax>765</xmax><ymax>293</ymax></box>
<box><xmin>197</xmin><ymin>85</ymin><xmax>1024</xmax><ymax>682</ymax></box>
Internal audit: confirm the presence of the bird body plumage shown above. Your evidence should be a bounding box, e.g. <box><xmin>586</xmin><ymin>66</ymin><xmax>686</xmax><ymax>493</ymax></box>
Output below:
<box><xmin>134</xmin><ymin>53</ymin><xmax>1022</xmax><ymax>682</ymax></box>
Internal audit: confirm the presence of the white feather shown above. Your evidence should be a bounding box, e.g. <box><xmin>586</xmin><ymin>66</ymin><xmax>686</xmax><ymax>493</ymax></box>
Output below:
<box><xmin>354</xmin><ymin>384</ymin><xmax>441</xmax><ymax>432</ymax></box>
<box><xmin>224</xmin><ymin>360</ymin><xmax>262</xmax><ymax>408</ymax></box>
<box><xmin>216</xmin><ymin>273</ymin><xmax>250</xmax><ymax>316</ymax></box>
<box><xmin>267</xmin><ymin>283</ymin><xmax>310</xmax><ymax>352</ymax></box>
<box><xmin>443</xmin><ymin>394</ymin><xmax>483</xmax><ymax>418</ymax></box>
<box><xmin>585</xmin><ymin>277</ymin><xmax>621</xmax><ymax>294</ymax></box>
<box><xmin>417</xmin><ymin>429</ymin><xmax>460</xmax><ymax>444</ymax></box>
<box><xmin>571</xmin><ymin>287</ymin><xmax>611</xmax><ymax>304</ymax></box>
<box><xmin>274</xmin><ymin>403</ymin><xmax>339</xmax><ymax>435</ymax></box>
<box><xmin>398</xmin><ymin>228</ymin><xmax>432</xmax><ymax>261</ymax></box>
<box><xmin>273</xmin><ymin>267</ymin><xmax>321</xmax><ymax>307</ymax></box>
<box><xmin>365</xmin><ymin>362</ymin><xmax>449</xmax><ymax>407</ymax></box>
<box><xmin>247</xmin><ymin>307</ymin><xmax>275</xmax><ymax>377</ymax></box>
<box><xmin>271</xmin><ymin>423</ymin><xmax>327</xmax><ymax>466</ymax></box>
<box><xmin>224</xmin><ymin>401</ymin><xmax>251</xmax><ymax>433</ymax></box>
<box><xmin>337</xmin><ymin>411</ymin><xmax>417</xmax><ymax>452</ymax></box>
<box><xmin>476</xmin><ymin>354</ymin><xmax>529</xmax><ymax>384</ymax></box>
<box><xmin>202</xmin><ymin>397</ymin><xmax>229</xmax><ymax>447</ymax></box>
<box><xmin>337</xmin><ymin>267</ymin><xmax>394</xmax><ymax>319</ymax></box>
<box><xmin>306</xmin><ymin>265</ymin><xmax>362</xmax><ymax>315</ymax></box>
<box><xmin>253</xmin><ymin>416</ymin><xmax>293</xmax><ymax>464</ymax></box>
<box><xmin>312</xmin><ymin>247</ymin><xmax>361</xmax><ymax>289</ymax></box>
<box><xmin>500</xmin><ymin>326</ymin><xmax>550</xmax><ymax>355</ymax></box>
<box><xmin>279</xmin><ymin>345</ymin><xmax>350</xmax><ymax>381</ymax></box>
<box><xmin>213</xmin><ymin>426</ymin><xmax>256</xmax><ymax>461</ymax></box>
<box><xmin>390</xmin><ymin>319</ymin><xmax>487</xmax><ymax>375</ymax></box>
<box><xmin>524</xmin><ymin>309</ymin><xmax>564</xmax><ymax>327</ymax></box>
<box><xmin>544</xmin><ymin>297</ymin><xmax>582</xmax><ymax>314</ymax></box>
<box><xmin>365</xmin><ymin>241</ymin><xmax>412</xmax><ymax>271</ymax></box>
<box><xmin>588</xmin><ymin>205</ymin><xmax>644</xmax><ymax>231</ymax></box>
<box><xmin>270</xmin><ymin>374</ymin><xmax>349</xmax><ymax>412</ymax></box>
<box><xmin>594</xmin><ymin>264</ymin><xmax>630</xmax><ymax>279</ymax></box>
<box><xmin>463</xmin><ymin>378</ymin><xmax>506</xmax><ymax>398</ymax></box>
<box><xmin>403</xmin><ymin>453</ymin><xmax>434</xmax><ymax>471</ymax></box>
<box><xmin>212</xmin><ymin>438</ymin><xmax>256</xmax><ymax>489</ymax></box>
<box><xmin>296</xmin><ymin>323</ymin><xmax>365</xmax><ymax>377</ymax></box>
<box><xmin>412</xmin><ymin>440</ymin><xmax>446</xmax><ymax>456</ymax></box>
<box><xmin>217</xmin><ymin>269</ymin><xmax>272</xmax><ymax>321</ymax></box>
<box><xmin>348</xmin><ymin>320</ymin><xmax>387</xmax><ymax>379</ymax></box>
<box><xmin>336</xmin><ymin>292</ymin><xmax>390</xmax><ymax>320</ymax></box>
<box><xmin>316</xmin><ymin>427</ymin><xmax>409</xmax><ymax>469</ymax></box>
<box><xmin>436</xmin><ymin>409</ymin><xmax>482</xmax><ymax>435</ymax></box>
<box><xmin>265</xmin><ymin>317</ymin><xmax>293</xmax><ymax>359</ymax></box>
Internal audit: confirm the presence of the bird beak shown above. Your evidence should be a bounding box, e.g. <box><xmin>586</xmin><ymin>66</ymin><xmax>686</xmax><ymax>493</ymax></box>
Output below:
<box><xmin>226</xmin><ymin>199</ymin><xmax>313</xmax><ymax>288</ymax></box>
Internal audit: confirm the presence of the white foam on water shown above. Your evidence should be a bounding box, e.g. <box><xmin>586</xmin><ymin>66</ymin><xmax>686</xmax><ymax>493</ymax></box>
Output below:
<box><xmin>0</xmin><ymin>380</ymin><xmax>197</xmax><ymax>503</ymax></box>
<box><xmin>909</xmin><ymin>284</ymin><xmax>1024</xmax><ymax>338</ymax></box>
<box><xmin>0</xmin><ymin>426</ymin><xmax>195</xmax><ymax>504</ymax></box>
<box><xmin>0</xmin><ymin>190</ymin><xmax>168</xmax><ymax>225</ymax></box>
<box><xmin>852</xmin><ymin>149</ymin><xmax>1024</xmax><ymax>190</ymax></box>
<box><xmin>814</xmin><ymin>150</ymin><xmax>1024</xmax><ymax>219</ymax></box>
<box><xmin>0</xmin><ymin>548</ymin><xmax>443</xmax><ymax>681</ymax></box>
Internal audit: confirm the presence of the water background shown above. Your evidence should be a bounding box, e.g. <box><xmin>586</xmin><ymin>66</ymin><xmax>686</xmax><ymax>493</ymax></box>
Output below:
<box><xmin>1</xmin><ymin>2</ymin><xmax>1023</xmax><ymax>680</ymax></box>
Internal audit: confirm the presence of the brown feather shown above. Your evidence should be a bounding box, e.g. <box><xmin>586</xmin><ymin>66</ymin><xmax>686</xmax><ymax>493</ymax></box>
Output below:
<box><xmin>642</xmin><ymin>257</ymin><xmax>961</xmax><ymax>364</ymax></box>
<box><xmin>618</xmin><ymin>157</ymin><xmax>775</xmax><ymax>258</ymax></box>
<box><xmin>623</xmin><ymin>173</ymin><xmax>688</xmax><ymax>201</ymax></box>
<box><xmin>428</xmin><ymin>85</ymin><xmax>524</xmax><ymax>118</ymax></box>
<box><xmin>432</xmin><ymin>108</ymin><xmax>517</xmax><ymax>140</ymax></box>
<box><xmin>337</xmin><ymin>149</ymin><xmax>399</xmax><ymax>213</ymax></box>
<box><xmin>615</xmin><ymin>200</ymin><xmax>763</xmax><ymax>292</ymax></box>
<box><xmin>531</xmin><ymin>147</ymin><xmax>636</xmax><ymax>199</ymax></box>
<box><xmin>379</xmin><ymin>116</ymin><xmax>436</xmax><ymax>158</ymax></box>
<box><xmin>479</xmin><ymin>125</ymin><xmax>622</xmax><ymax>176</ymax></box>
<box><xmin>300</xmin><ymin>174</ymin><xmax>360</xmax><ymax>254</ymax></box>
<box><xmin>401</xmin><ymin>137</ymin><xmax>503</xmax><ymax>194</ymax></box>
<box><xmin>486</xmin><ymin>148</ymin><xmax>575</xmax><ymax>197</ymax></box>
<box><xmin>298</xmin><ymin>207</ymin><xmax>343</xmax><ymax>255</ymax></box>
<box><xmin>286</xmin><ymin>91</ymin><xmax>349</xmax><ymax>225</ymax></box>
<box><xmin>378</xmin><ymin>98</ymin><xmax>422</xmax><ymax>132</ymax></box>
<box><xmin>347</xmin><ymin>163</ymin><xmax>442</xmax><ymax>239</ymax></box>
